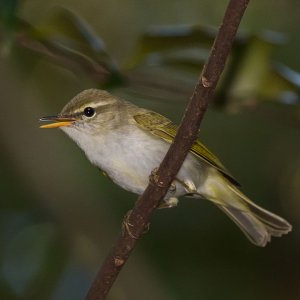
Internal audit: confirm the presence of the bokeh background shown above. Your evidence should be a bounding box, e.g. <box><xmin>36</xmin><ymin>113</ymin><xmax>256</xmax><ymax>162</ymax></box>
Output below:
<box><xmin>0</xmin><ymin>0</ymin><xmax>300</xmax><ymax>299</ymax></box>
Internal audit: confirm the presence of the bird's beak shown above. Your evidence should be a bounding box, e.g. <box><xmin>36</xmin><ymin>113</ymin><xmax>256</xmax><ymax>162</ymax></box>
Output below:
<box><xmin>39</xmin><ymin>115</ymin><xmax>77</xmax><ymax>129</ymax></box>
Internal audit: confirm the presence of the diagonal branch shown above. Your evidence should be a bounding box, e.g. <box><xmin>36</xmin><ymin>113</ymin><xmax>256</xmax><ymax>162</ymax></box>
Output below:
<box><xmin>85</xmin><ymin>0</ymin><xmax>250</xmax><ymax>299</ymax></box>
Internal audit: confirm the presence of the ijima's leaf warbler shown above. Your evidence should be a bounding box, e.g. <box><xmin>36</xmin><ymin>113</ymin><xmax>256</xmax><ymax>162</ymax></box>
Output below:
<box><xmin>40</xmin><ymin>89</ymin><xmax>292</xmax><ymax>246</ymax></box>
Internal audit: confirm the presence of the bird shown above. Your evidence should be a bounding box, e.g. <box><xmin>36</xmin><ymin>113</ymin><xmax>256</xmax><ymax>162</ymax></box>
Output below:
<box><xmin>40</xmin><ymin>88</ymin><xmax>292</xmax><ymax>246</ymax></box>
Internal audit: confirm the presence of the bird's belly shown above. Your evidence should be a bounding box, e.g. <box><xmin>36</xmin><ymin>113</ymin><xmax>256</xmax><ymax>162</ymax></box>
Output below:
<box><xmin>95</xmin><ymin>131</ymin><xmax>170</xmax><ymax>194</ymax></box>
<box><xmin>71</xmin><ymin>126</ymin><xmax>204</xmax><ymax>196</ymax></box>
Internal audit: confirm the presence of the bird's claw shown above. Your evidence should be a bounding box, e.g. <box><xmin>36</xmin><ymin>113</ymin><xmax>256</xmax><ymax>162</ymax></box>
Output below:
<box><xmin>149</xmin><ymin>167</ymin><xmax>169</xmax><ymax>187</ymax></box>
<box><xmin>122</xmin><ymin>210</ymin><xmax>150</xmax><ymax>239</ymax></box>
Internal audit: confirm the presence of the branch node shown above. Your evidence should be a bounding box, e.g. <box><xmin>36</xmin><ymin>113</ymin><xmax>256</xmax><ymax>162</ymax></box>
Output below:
<box><xmin>201</xmin><ymin>76</ymin><xmax>212</xmax><ymax>88</ymax></box>
<box><xmin>114</xmin><ymin>256</ymin><xmax>125</xmax><ymax>267</ymax></box>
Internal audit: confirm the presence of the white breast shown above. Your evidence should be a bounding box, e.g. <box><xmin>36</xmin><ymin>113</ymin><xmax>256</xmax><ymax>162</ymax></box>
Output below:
<box><xmin>62</xmin><ymin>125</ymin><xmax>204</xmax><ymax>196</ymax></box>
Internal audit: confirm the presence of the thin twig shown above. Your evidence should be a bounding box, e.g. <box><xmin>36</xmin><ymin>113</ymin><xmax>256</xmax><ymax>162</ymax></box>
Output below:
<box><xmin>85</xmin><ymin>0</ymin><xmax>250</xmax><ymax>299</ymax></box>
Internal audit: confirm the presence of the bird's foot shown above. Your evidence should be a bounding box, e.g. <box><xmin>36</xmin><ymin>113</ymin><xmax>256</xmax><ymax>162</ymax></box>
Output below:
<box><xmin>175</xmin><ymin>178</ymin><xmax>197</xmax><ymax>194</ymax></box>
<box><xmin>158</xmin><ymin>197</ymin><xmax>179</xmax><ymax>209</ymax></box>
<box><xmin>122</xmin><ymin>210</ymin><xmax>150</xmax><ymax>239</ymax></box>
<box><xmin>149</xmin><ymin>167</ymin><xmax>170</xmax><ymax>187</ymax></box>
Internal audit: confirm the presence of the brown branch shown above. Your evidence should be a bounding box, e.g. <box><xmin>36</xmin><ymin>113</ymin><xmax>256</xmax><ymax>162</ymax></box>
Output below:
<box><xmin>85</xmin><ymin>0</ymin><xmax>250</xmax><ymax>299</ymax></box>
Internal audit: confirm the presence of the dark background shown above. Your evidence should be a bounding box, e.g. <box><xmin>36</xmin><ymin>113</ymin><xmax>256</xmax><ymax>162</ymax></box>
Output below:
<box><xmin>0</xmin><ymin>1</ymin><xmax>299</xmax><ymax>299</ymax></box>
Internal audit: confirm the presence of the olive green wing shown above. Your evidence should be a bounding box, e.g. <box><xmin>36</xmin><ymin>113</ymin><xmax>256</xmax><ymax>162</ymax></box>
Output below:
<box><xmin>133</xmin><ymin>111</ymin><xmax>240</xmax><ymax>186</ymax></box>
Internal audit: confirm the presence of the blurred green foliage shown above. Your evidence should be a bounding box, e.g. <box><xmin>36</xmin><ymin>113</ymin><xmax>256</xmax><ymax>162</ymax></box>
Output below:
<box><xmin>0</xmin><ymin>1</ymin><xmax>300</xmax><ymax>299</ymax></box>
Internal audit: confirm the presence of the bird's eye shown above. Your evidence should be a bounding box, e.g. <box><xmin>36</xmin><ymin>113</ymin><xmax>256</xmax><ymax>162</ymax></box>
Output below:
<box><xmin>83</xmin><ymin>107</ymin><xmax>95</xmax><ymax>118</ymax></box>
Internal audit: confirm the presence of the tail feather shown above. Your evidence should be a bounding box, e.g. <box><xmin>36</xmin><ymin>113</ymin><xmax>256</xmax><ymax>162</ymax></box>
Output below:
<box><xmin>239</xmin><ymin>197</ymin><xmax>291</xmax><ymax>234</ymax></box>
<box><xmin>200</xmin><ymin>171</ymin><xmax>292</xmax><ymax>246</ymax></box>
<box><xmin>216</xmin><ymin>186</ymin><xmax>292</xmax><ymax>246</ymax></box>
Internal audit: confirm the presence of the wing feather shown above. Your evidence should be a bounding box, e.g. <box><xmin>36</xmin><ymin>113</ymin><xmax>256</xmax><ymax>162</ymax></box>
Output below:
<box><xmin>133</xmin><ymin>111</ymin><xmax>240</xmax><ymax>186</ymax></box>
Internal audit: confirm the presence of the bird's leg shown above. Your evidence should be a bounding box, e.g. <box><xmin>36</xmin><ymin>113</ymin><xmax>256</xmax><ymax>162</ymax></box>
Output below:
<box><xmin>149</xmin><ymin>167</ymin><xmax>178</xmax><ymax>208</ymax></box>
<box><xmin>158</xmin><ymin>178</ymin><xmax>199</xmax><ymax>208</ymax></box>
<box><xmin>175</xmin><ymin>178</ymin><xmax>197</xmax><ymax>193</ymax></box>
<box><xmin>158</xmin><ymin>197</ymin><xmax>179</xmax><ymax>209</ymax></box>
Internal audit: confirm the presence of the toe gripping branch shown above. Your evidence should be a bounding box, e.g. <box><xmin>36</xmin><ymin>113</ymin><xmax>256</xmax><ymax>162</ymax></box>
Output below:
<box><xmin>122</xmin><ymin>167</ymin><xmax>177</xmax><ymax>239</ymax></box>
<box><xmin>149</xmin><ymin>167</ymin><xmax>172</xmax><ymax>188</ymax></box>
<box><xmin>122</xmin><ymin>210</ymin><xmax>150</xmax><ymax>239</ymax></box>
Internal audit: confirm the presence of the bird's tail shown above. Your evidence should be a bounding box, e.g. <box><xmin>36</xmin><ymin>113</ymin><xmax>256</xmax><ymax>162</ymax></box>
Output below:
<box><xmin>200</xmin><ymin>172</ymin><xmax>292</xmax><ymax>246</ymax></box>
